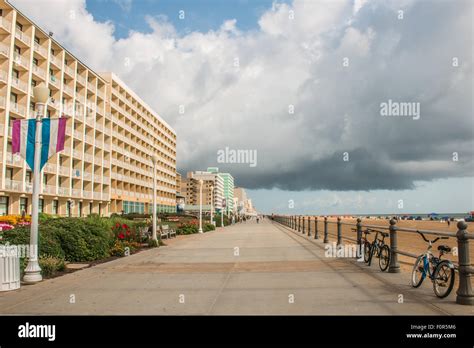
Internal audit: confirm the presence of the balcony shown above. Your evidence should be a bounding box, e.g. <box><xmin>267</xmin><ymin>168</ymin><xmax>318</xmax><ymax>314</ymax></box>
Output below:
<box><xmin>44</xmin><ymin>163</ymin><xmax>56</xmax><ymax>173</ymax></box>
<box><xmin>25</xmin><ymin>182</ymin><xmax>32</xmax><ymax>193</ymax></box>
<box><xmin>76</xmin><ymin>74</ymin><xmax>86</xmax><ymax>86</ymax></box>
<box><xmin>0</xmin><ymin>69</ymin><xmax>7</xmax><ymax>84</ymax></box>
<box><xmin>93</xmin><ymin>174</ymin><xmax>101</xmax><ymax>182</ymax></box>
<box><xmin>43</xmin><ymin>184</ymin><xmax>56</xmax><ymax>195</ymax></box>
<box><xmin>13</xmin><ymin>53</ymin><xmax>29</xmax><ymax>70</ymax></box>
<box><xmin>59</xmin><ymin>166</ymin><xmax>70</xmax><ymax>176</ymax></box>
<box><xmin>49</xmin><ymin>75</ymin><xmax>60</xmax><ymax>89</ymax></box>
<box><xmin>33</xmin><ymin>42</ymin><xmax>47</xmax><ymax>57</ymax></box>
<box><xmin>63</xmin><ymin>85</ymin><xmax>74</xmax><ymax>96</ymax></box>
<box><xmin>50</xmin><ymin>55</ymin><xmax>62</xmax><ymax>68</ymax></box>
<box><xmin>32</xmin><ymin>65</ymin><xmax>46</xmax><ymax>79</ymax></box>
<box><xmin>0</xmin><ymin>17</ymin><xmax>11</xmax><ymax>33</ymax></box>
<box><xmin>0</xmin><ymin>42</ymin><xmax>9</xmax><ymax>57</ymax></box>
<box><xmin>73</xmin><ymin>130</ymin><xmax>83</xmax><ymax>140</ymax></box>
<box><xmin>84</xmin><ymin>134</ymin><xmax>94</xmax><ymax>144</ymax></box>
<box><xmin>83</xmin><ymin>190</ymin><xmax>92</xmax><ymax>199</ymax></box>
<box><xmin>5</xmin><ymin>151</ymin><xmax>22</xmax><ymax>166</ymax></box>
<box><xmin>83</xmin><ymin>172</ymin><xmax>92</xmax><ymax>181</ymax></box>
<box><xmin>71</xmin><ymin>188</ymin><xmax>81</xmax><ymax>196</ymax></box>
<box><xmin>5</xmin><ymin>179</ymin><xmax>22</xmax><ymax>191</ymax></box>
<box><xmin>72</xmin><ymin>149</ymin><xmax>82</xmax><ymax>159</ymax></box>
<box><xmin>64</xmin><ymin>65</ymin><xmax>75</xmax><ymax>77</ymax></box>
<box><xmin>10</xmin><ymin>102</ymin><xmax>26</xmax><ymax>117</ymax></box>
<box><xmin>58</xmin><ymin>187</ymin><xmax>70</xmax><ymax>196</ymax></box>
<box><xmin>0</xmin><ymin>96</ymin><xmax>5</xmax><ymax>109</ymax></box>
<box><xmin>87</xmin><ymin>83</ymin><xmax>96</xmax><ymax>93</ymax></box>
<box><xmin>15</xmin><ymin>29</ymin><xmax>30</xmax><ymax>45</ymax></box>
<box><xmin>93</xmin><ymin>192</ymin><xmax>101</xmax><ymax>200</ymax></box>
<box><xmin>84</xmin><ymin>153</ymin><xmax>93</xmax><ymax>163</ymax></box>
<box><xmin>97</xmin><ymin>89</ymin><xmax>105</xmax><ymax>100</ymax></box>
<box><xmin>11</xmin><ymin>76</ymin><xmax>28</xmax><ymax>93</ymax></box>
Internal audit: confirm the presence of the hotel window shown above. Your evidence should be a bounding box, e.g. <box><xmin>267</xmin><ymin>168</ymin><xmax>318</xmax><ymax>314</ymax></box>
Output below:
<box><xmin>33</xmin><ymin>57</ymin><xmax>38</xmax><ymax>67</ymax></box>
<box><xmin>43</xmin><ymin>174</ymin><xmax>47</xmax><ymax>186</ymax></box>
<box><xmin>14</xmin><ymin>45</ymin><xmax>20</xmax><ymax>55</ymax></box>
<box><xmin>0</xmin><ymin>197</ymin><xmax>9</xmax><ymax>216</ymax></box>
<box><xmin>38</xmin><ymin>199</ymin><xmax>44</xmax><ymax>213</ymax></box>
<box><xmin>98</xmin><ymin>204</ymin><xmax>101</xmax><ymax>216</ymax></box>
<box><xmin>12</xmin><ymin>68</ymin><xmax>19</xmax><ymax>79</ymax></box>
<box><xmin>10</xmin><ymin>92</ymin><xmax>17</xmax><ymax>104</ymax></box>
<box><xmin>34</xmin><ymin>36</ymin><xmax>40</xmax><ymax>44</ymax></box>
<box><xmin>15</xmin><ymin>22</ymin><xmax>22</xmax><ymax>32</ymax></box>
<box><xmin>52</xmin><ymin>200</ymin><xmax>58</xmax><ymax>215</ymax></box>
<box><xmin>89</xmin><ymin>202</ymin><xmax>93</xmax><ymax>215</ymax></box>
<box><xmin>78</xmin><ymin>202</ymin><xmax>82</xmax><ymax>217</ymax></box>
<box><xmin>20</xmin><ymin>197</ymin><xmax>28</xmax><ymax>214</ymax></box>
<box><xmin>66</xmin><ymin>201</ymin><xmax>71</xmax><ymax>217</ymax></box>
<box><xmin>5</xmin><ymin>168</ymin><xmax>13</xmax><ymax>181</ymax></box>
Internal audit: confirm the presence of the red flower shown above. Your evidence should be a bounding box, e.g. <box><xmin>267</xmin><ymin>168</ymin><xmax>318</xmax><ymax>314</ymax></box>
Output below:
<box><xmin>116</xmin><ymin>223</ymin><xmax>120</xmax><ymax>227</ymax></box>
<box><xmin>118</xmin><ymin>233</ymin><xmax>125</xmax><ymax>240</ymax></box>
<box><xmin>122</xmin><ymin>224</ymin><xmax>128</xmax><ymax>229</ymax></box>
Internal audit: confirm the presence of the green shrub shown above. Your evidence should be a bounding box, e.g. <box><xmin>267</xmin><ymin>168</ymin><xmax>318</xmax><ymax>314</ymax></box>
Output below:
<box><xmin>39</xmin><ymin>256</ymin><xmax>65</xmax><ymax>277</ymax></box>
<box><xmin>47</xmin><ymin>218</ymin><xmax>113</xmax><ymax>262</ymax></box>
<box><xmin>204</xmin><ymin>223</ymin><xmax>216</xmax><ymax>232</ymax></box>
<box><xmin>0</xmin><ymin>225</ymin><xmax>65</xmax><ymax>259</ymax></box>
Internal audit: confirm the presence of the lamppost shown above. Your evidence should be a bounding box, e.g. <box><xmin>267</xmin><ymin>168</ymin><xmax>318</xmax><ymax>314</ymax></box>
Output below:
<box><xmin>221</xmin><ymin>198</ymin><xmax>225</xmax><ymax>227</ymax></box>
<box><xmin>23</xmin><ymin>84</ymin><xmax>49</xmax><ymax>283</ymax></box>
<box><xmin>151</xmin><ymin>155</ymin><xmax>158</xmax><ymax>241</ymax></box>
<box><xmin>198</xmin><ymin>179</ymin><xmax>203</xmax><ymax>233</ymax></box>
<box><xmin>210</xmin><ymin>184</ymin><xmax>214</xmax><ymax>226</ymax></box>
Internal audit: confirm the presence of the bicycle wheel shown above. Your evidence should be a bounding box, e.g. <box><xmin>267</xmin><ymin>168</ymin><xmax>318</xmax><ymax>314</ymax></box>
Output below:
<box><xmin>412</xmin><ymin>255</ymin><xmax>425</xmax><ymax>288</ymax></box>
<box><xmin>364</xmin><ymin>242</ymin><xmax>372</xmax><ymax>263</ymax></box>
<box><xmin>363</xmin><ymin>241</ymin><xmax>371</xmax><ymax>263</ymax></box>
<box><xmin>379</xmin><ymin>245</ymin><xmax>390</xmax><ymax>272</ymax></box>
<box><xmin>433</xmin><ymin>261</ymin><xmax>455</xmax><ymax>298</ymax></box>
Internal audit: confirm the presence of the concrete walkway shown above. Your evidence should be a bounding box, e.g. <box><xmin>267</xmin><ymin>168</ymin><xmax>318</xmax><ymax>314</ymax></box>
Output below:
<box><xmin>0</xmin><ymin>219</ymin><xmax>472</xmax><ymax>315</ymax></box>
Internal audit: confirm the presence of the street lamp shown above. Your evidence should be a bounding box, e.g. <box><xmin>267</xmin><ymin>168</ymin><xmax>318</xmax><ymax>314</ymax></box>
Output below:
<box><xmin>151</xmin><ymin>155</ymin><xmax>158</xmax><ymax>242</ymax></box>
<box><xmin>221</xmin><ymin>198</ymin><xmax>225</xmax><ymax>227</ymax></box>
<box><xmin>23</xmin><ymin>83</ymin><xmax>49</xmax><ymax>283</ymax></box>
<box><xmin>210</xmin><ymin>184</ymin><xmax>214</xmax><ymax>226</ymax></box>
<box><xmin>198</xmin><ymin>179</ymin><xmax>203</xmax><ymax>233</ymax></box>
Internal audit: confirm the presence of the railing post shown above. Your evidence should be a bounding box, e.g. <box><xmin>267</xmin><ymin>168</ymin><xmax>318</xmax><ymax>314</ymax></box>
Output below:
<box><xmin>388</xmin><ymin>219</ymin><xmax>400</xmax><ymax>273</ymax></box>
<box><xmin>337</xmin><ymin>217</ymin><xmax>342</xmax><ymax>246</ymax></box>
<box><xmin>456</xmin><ymin>221</ymin><xmax>474</xmax><ymax>305</ymax></box>
<box><xmin>302</xmin><ymin>216</ymin><xmax>305</xmax><ymax>234</ymax></box>
<box><xmin>324</xmin><ymin>216</ymin><xmax>329</xmax><ymax>243</ymax></box>
<box><xmin>314</xmin><ymin>217</ymin><xmax>319</xmax><ymax>239</ymax></box>
<box><xmin>307</xmin><ymin>216</ymin><xmax>311</xmax><ymax>237</ymax></box>
<box><xmin>298</xmin><ymin>216</ymin><xmax>301</xmax><ymax>232</ymax></box>
<box><xmin>356</xmin><ymin>218</ymin><xmax>362</xmax><ymax>247</ymax></box>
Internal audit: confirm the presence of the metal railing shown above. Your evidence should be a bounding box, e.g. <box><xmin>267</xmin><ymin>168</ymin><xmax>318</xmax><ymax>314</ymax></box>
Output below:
<box><xmin>272</xmin><ymin>214</ymin><xmax>474</xmax><ymax>306</ymax></box>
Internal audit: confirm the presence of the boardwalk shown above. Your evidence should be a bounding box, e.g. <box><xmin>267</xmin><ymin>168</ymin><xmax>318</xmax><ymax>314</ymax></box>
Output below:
<box><xmin>0</xmin><ymin>219</ymin><xmax>472</xmax><ymax>315</ymax></box>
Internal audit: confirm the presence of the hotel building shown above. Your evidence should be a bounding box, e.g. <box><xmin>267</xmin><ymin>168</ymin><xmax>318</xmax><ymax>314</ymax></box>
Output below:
<box><xmin>0</xmin><ymin>0</ymin><xmax>177</xmax><ymax>216</ymax></box>
<box><xmin>180</xmin><ymin>171</ymin><xmax>223</xmax><ymax>213</ymax></box>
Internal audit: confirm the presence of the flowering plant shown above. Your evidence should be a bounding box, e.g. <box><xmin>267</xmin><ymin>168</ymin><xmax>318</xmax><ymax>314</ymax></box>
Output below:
<box><xmin>112</xmin><ymin>222</ymin><xmax>134</xmax><ymax>242</ymax></box>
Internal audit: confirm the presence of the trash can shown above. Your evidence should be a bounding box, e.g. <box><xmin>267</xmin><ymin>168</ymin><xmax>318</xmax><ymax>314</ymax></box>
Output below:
<box><xmin>0</xmin><ymin>245</ymin><xmax>20</xmax><ymax>291</ymax></box>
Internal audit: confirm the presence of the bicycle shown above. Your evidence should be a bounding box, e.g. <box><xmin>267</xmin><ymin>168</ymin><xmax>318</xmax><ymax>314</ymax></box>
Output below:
<box><xmin>352</xmin><ymin>228</ymin><xmax>372</xmax><ymax>263</ymax></box>
<box><xmin>411</xmin><ymin>231</ymin><xmax>455</xmax><ymax>298</ymax></box>
<box><xmin>365</xmin><ymin>229</ymin><xmax>391</xmax><ymax>271</ymax></box>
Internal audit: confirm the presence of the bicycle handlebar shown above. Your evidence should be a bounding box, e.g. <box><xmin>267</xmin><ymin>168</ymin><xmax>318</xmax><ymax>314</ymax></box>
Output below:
<box><xmin>417</xmin><ymin>231</ymin><xmax>448</xmax><ymax>244</ymax></box>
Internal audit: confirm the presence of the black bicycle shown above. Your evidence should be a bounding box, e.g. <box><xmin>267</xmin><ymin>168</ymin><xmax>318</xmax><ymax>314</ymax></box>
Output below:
<box><xmin>365</xmin><ymin>229</ymin><xmax>390</xmax><ymax>271</ymax></box>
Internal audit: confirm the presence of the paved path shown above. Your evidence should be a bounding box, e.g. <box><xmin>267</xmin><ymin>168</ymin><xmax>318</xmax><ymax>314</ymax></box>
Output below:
<box><xmin>0</xmin><ymin>219</ymin><xmax>472</xmax><ymax>315</ymax></box>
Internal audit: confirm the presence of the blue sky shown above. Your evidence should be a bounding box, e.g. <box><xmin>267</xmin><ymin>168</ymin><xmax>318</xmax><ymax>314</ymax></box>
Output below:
<box><xmin>85</xmin><ymin>0</ymin><xmax>282</xmax><ymax>38</ymax></box>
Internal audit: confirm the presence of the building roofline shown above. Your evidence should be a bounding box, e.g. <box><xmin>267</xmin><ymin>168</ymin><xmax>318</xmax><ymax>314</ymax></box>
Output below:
<box><xmin>6</xmin><ymin>0</ymin><xmax>106</xmax><ymax>83</ymax></box>
<box><xmin>101</xmin><ymin>72</ymin><xmax>176</xmax><ymax>135</ymax></box>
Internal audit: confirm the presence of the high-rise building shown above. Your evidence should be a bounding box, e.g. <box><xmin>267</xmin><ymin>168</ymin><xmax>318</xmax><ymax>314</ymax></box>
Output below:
<box><xmin>207</xmin><ymin>167</ymin><xmax>234</xmax><ymax>215</ymax></box>
<box><xmin>0</xmin><ymin>1</ymin><xmax>176</xmax><ymax>216</ymax></box>
<box><xmin>181</xmin><ymin>171</ymin><xmax>223</xmax><ymax>213</ymax></box>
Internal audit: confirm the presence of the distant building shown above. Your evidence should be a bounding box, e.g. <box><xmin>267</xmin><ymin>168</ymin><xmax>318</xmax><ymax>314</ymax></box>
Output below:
<box><xmin>207</xmin><ymin>167</ymin><xmax>234</xmax><ymax>215</ymax></box>
<box><xmin>181</xmin><ymin>171</ymin><xmax>224</xmax><ymax>213</ymax></box>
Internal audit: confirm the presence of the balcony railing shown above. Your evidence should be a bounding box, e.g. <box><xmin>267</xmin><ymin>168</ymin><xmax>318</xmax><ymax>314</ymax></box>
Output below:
<box><xmin>5</xmin><ymin>179</ymin><xmax>22</xmax><ymax>191</ymax></box>
<box><xmin>44</xmin><ymin>163</ymin><xmax>56</xmax><ymax>173</ymax></box>
<box><xmin>83</xmin><ymin>172</ymin><xmax>92</xmax><ymax>180</ymax></box>
<box><xmin>76</xmin><ymin>74</ymin><xmax>86</xmax><ymax>85</ymax></box>
<box><xmin>64</xmin><ymin>65</ymin><xmax>75</xmax><ymax>77</ymax></box>
<box><xmin>93</xmin><ymin>192</ymin><xmax>101</xmax><ymax>200</ymax></box>
<box><xmin>0</xmin><ymin>96</ymin><xmax>5</xmax><ymax>109</ymax></box>
<box><xmin>58</xmin><ymin>187</ymin><xmax>70</xmax><ymax>196</ymax></box>
<box><xmin>59</xmin><ymin>166</ymin><xmax>70</xmax><ymax>176</ymax></box>
<box><xmin>63</xmin><ymin>85</ymin><xmax>74</xmax><ymax>96</ymax></box>
<box><xmin>0</xmin><ymin>42</ymin><xmax>9</xmax><ymax>57</ymax></box>
<box><xmin>13</xmin><ymin>52</ymin><xmax>29</xmax><ymax>69</ymax></box>
<box><xmin>33</xmin><ymin>42</ymin><xmax>47</xmax><ymax>57</ymax></box>
<box><xmin>0</xmin><ymin>17</ymin><xmax>11</xmax><ymax>32</ymax></box>
<box><xmin>25</xmin><ymin>182</ymin><xmax>32</xmax><ymax>193</ymax></box>
<box><xmin>49</xmin><ymin>75</ymin><xmax>60</xmax><ymax>88</ymax></box>
<box><xmin>73</xmin><ymin>149</ymin><xmax>82</xmax><ymax>159</ymax></box>
<box><xmin>83</xmin><ymin>190</ymin><xmax>92</xmax><ymax>198</ymax></box>
<box><xmin>73</xmin><ymin>130</ymin><xmax>83</xmax><ymax>140</ymax></box>
<box><xmin>43</xmin><ymin>184</ymin><xmax>56</xmax><ymax>195</ymax></box>
<box><xmin>10</xmin><ymin>102</ymin><xmax>26</xmax><ymax>116</ymax></box>
<box><xmin>71</xmin><ymin>188</ymin><xmax>81</xmax><ymax>196</ymax></box>
<box><xmin>32</xmin><ymin>65</ymin><xmax>46</xmax><ymax>79</ymax></box>
<box><xmin>11</xmin><ymin>76</ymin><xmax>28</xmax><ymax>92</ymax></box>
<box><xmin>84</xmin><ymin>153</ymin><xmax>93</xmax><ymax>162</ymax></box>
<box><xmin>50</xmin><ymin>55</ymin><xmax>62</xmax><ymax>68</ymax></box>
<box><xmin>15</xmin><ymin>29</ymin><xmax>30</xmax><ymax>45</ymax></box>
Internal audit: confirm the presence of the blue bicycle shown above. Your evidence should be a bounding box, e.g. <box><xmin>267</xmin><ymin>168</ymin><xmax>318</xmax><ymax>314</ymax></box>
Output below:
<box><xmin>411</xmin><ymin>231</ymin><xmax>455</xmax><ymax>298</ymax></box>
